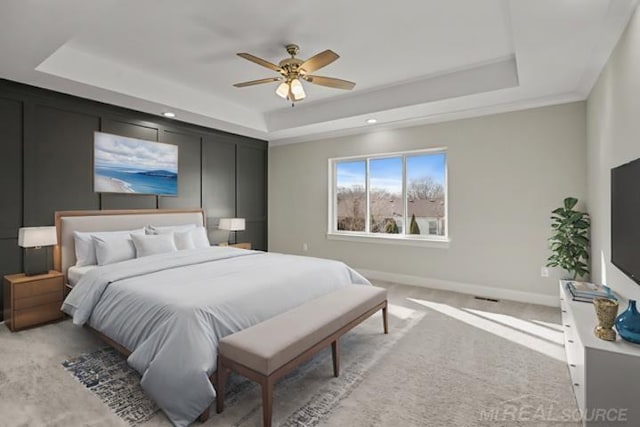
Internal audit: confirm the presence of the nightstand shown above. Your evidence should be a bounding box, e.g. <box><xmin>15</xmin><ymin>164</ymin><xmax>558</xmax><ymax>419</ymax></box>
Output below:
<box><xmin>3</xmin><ymin>270</ymin><xmax>64</xmax><ymax>331</ymax></box>
<box><xmin>218</xmin><ymin>242</ymin><xmax>252</xmax><ymax>250</ymax></box>
<box><xmin>231</xmin><ymin>242</ymin><xmax>251</xmax><ymax>250</ymax></box>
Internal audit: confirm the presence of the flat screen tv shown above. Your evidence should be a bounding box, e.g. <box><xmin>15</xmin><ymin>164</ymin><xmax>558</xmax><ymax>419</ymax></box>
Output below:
<box><xmin>94</xmin><ymin>131</ymin><xmax>178</xmax><ymax>196</ymax></box>
<box><xmin>611</xmin><ymin>156</ymin><xmax>640</xmax><ymax>284</ymax></box>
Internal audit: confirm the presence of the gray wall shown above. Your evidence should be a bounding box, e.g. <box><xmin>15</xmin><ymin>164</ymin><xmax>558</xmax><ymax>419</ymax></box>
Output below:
<box><xmin>269</xmin><ymin>102</ymin><xmax>587</xmax><ymax>304</ymax></box>
<box><xmin>0</xmin><ymin>79</ymin><xmax>267</xmax><ymax>320</ymax></box>
<box><xmin>587</xmin><ymin>7</ymin><xmax>640</xmax><ymax>301</ymax></box>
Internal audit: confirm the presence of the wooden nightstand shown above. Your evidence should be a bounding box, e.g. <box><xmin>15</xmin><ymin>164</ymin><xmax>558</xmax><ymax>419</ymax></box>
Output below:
<box><xmin>218</xmin><ymin>242</ymin><xmax>252</xmax><ymax>250</ymax></box>
<box><xmin>3</xmin><ymin>270</ymin><xmax>64</xmax><ymax>331</ymax></box>
<box><xmin>230</xmin><ymin>242</ymin><xmax>251</xmax><ymax>250</ymax></box>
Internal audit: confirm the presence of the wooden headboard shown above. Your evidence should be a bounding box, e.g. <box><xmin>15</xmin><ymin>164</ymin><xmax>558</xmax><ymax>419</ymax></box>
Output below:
<box><xmin>54</xmin><ymin>209</ymin><xmax>205</xmax><ymax>279</ymax></box>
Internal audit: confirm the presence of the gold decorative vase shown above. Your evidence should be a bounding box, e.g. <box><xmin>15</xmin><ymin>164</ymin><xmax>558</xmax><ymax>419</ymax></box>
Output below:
<box><xmin>593</xmin><ymin>297</ymin><xmax>619</xmax><ymax>341</ymax></box>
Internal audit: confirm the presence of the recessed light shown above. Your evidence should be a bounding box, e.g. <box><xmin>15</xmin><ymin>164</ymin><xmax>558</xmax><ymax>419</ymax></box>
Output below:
<box><xmin>366</xmin><ymin>118</ymin><xmax>377</xmax><ymax>124</ymax></box>
<box><xmin>162</xmin><ymin>112</ymin><xmax>176</xmax><ymax>118</ymax></box>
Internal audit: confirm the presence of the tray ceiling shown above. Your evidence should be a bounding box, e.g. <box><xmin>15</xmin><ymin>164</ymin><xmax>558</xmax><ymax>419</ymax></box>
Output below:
<box><xmin>0</xmin><ymin>0</ymin><xmax>637</xmax><ymax>143</ymax></box>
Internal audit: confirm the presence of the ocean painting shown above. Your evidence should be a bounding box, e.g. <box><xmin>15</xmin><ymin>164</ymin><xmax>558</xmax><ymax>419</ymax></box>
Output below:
<box><xmin>94</xmin><ymin>132</ymin><xmax>178</xmax><ymax>196</ymax></box>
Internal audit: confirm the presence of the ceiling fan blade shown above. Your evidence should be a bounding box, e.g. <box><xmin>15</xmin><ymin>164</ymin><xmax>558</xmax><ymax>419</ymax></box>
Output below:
<box><xmin>237</xmin><ymin>53</ymin><xmax>282</xmax><ymax>73</ymax></box>
<box><xmin>303</xmin><ymin>75</ymin><xmax>356</xmax><ymax>90</ymax></box>
<box><xmin>299</xmin><ymin>50</ymin><xmax>339</xmax><ymax>74</ymax></box>
<box><xmin>233</xmin><ymin>77</ymin><xmax>282</xmax><ymax>88</ymax></box>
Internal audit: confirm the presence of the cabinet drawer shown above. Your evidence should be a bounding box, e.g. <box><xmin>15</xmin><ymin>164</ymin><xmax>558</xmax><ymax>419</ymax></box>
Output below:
<box><xmin>13</xmin><ymin>302</ymin><xmax>63</xmax><ymax>330</ymax></box>
<box><xmin>14</xmin><ymin>277</ymin><xmax>62</xmax><ymax>299</ymax></box>
<box><xmin>560</xmin><ymin>300</ymin><xmax>568</xmax><ymax>313</ymax></box>
<box><xmin>570</xmin><ymin>367</ymin><xmax>585</xmax><ymax>415</ymax></box>
<box><xmin>14</xmin><ymin>292</ymin><xmax>62</xmax><ymax>310</ymax></box>
<box><xmin>561</xmin><ymin>311</ymin><xmax>569</xmax><ymax>328</ymax></box>
<box><xmin>565</xmin><ymin>338</ymin><xmax>578</xmax><ymax>365</ymax></box>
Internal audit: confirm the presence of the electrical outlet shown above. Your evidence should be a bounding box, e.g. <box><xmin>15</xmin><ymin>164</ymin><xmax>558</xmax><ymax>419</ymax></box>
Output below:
<box><xmin>302</xmin><ymin>243</ymin><xmax>308</xmax><ymax>252</ymax></box>
<box><xmin>541</xmin><ymin>267</ymin><xmax>550</xmax><ymax>278</ymax></box>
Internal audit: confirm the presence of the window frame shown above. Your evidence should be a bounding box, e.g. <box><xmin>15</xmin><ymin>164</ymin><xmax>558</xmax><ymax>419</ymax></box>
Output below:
<box><xmin>328</xmin><ymin>147</ymin><xmax>450</xmax><ymax>247</ymax></box>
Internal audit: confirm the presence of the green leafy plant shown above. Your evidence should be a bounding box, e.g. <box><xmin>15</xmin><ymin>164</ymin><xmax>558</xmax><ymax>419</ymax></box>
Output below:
<box><xmin>547</xmin><ymin>197</ymin><xmax>590</xmax><ymax>279</ymax></box>
<box><xmin>409</xmin><ymin>214</ymin><xmax>421</xmax><ymax>234</ymax></box>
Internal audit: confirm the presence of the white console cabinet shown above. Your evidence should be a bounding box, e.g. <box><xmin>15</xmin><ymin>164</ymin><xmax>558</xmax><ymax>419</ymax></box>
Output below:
<box><xmin>560</xmin><ymin>281</ymin><xmax>640</xmax><ymax>426</ymax></box>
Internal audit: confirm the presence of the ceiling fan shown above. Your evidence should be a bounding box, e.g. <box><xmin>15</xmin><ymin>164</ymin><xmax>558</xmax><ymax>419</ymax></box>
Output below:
<box><xmin>233</xmin><ymin>44</ymin><xmax>356</xmax><ymax>103</ymax></box>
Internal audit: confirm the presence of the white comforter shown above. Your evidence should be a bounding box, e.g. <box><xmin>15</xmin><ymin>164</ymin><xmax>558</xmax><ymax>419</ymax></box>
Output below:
<box><xmin>62</xmin><ymin>246</ymin><xmax>370</xmax><ymax>426</ymax></box>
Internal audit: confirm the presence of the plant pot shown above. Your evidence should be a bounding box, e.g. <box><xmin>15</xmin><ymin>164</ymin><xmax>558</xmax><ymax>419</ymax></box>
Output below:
<box><xmin>615</xmin><ymin>300</ymin><xmax>640</xmax><ymax>344</ymax></box>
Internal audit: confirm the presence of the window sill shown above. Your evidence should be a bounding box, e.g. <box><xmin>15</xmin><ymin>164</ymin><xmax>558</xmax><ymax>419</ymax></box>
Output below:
<box><xmin>326</xmin><ymin>232</ymin><xmax>450</xmax><ymax>248</ymax></box>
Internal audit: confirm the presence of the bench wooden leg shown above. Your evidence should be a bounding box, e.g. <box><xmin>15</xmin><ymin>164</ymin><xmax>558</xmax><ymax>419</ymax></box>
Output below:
<box><xmin>382</xmin><ymin>303</ymin><xmax>389</xmax><ymax>334</ymax></box>
<box><xmin>216</xmin><ymin>358</ymin><xmax>230</xmax><ymax>414</ymax></box>
<box><xmin>331</xmin><ymin>339</ymin><xmax>340</xmax><ymax>377</ymax></box>
<box><xmin>261</xmin><ymin>378</ymin><xmax>273</xmax><ymax>427</ymax></box>
<box><xmin>199</xmin><ymin>370</ymin><xmax>219</xmax><ymax>422</ymax></box>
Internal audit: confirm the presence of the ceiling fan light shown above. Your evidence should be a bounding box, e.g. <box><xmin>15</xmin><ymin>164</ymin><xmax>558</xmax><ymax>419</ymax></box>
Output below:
<box><xmin>290</xmin><ymin>78</ymin><xmax>305</xmax><ymax>97</ymax></box>
<box><xmin>289</xmin><ymin>79</ymin><xmax>306</xmax><ymax>101</ymax></box>
<box><xmin>275</xmin><ymin>82</ymin><xmax>289</xmax><ymax>99</ymax></box>
<box><xmin>293</xmin><ymin>87</ymin><xmax>306</xmax><ymax>101</ymax></box>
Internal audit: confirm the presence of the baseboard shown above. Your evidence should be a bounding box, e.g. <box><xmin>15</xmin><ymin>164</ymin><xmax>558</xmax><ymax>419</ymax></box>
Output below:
<box><xmin>357</xmin><ymin>269</ymin><xmax>559</xmax><ymax>307</ymax></box>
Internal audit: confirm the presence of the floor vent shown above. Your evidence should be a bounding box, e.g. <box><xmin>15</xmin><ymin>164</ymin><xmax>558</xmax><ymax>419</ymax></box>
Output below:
<box><xmin>474</xmin><ymin>296</ymin><xmax>499</xmax><ymax>303</ymax></box>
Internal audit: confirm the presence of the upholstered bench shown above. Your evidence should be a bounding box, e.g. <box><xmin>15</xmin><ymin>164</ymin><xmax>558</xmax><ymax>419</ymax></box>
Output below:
<box><xmin>216</xmin><ymin>285</ymin><xmax>388</xmax><ymax>427</ymax></box>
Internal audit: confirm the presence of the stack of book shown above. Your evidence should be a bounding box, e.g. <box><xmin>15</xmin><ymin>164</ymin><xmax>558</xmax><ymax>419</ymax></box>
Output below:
<box><xmin>566</xmin><ymin>281</ymin><xmax>616</xmax><ymax>302</ymax></box>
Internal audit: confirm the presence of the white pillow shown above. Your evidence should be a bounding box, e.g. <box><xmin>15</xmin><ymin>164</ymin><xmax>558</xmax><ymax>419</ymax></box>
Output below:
<box><xmin>93</xmin><ymin>235</ymin><xmax>137</xmax><ymax>266</ymax></box>
<box><xmin>74</xmin><ymin>228</ymin><xmax>145</xmax><ymax>266</ymax></box>
<box><xmin>146</xmin><ymin>224</ymin><xmax>196</xmax><ymax>235</ymax></box>
<box><xmin>151</xmin><ymin>226</ymin><xmax>209</xmax><ymax>250</ymax></box>
<box><xmin>190</xmin><ymin>226</ymin><xmax>211</xmax><ymax>248</ymax></box>
<box><xmin>132</xmin><ymin>233</ymin><xmax>177</xmax><ymax>258</ymax></box>
<box><xmin>174</xmin><ymin>230</ymin><xmax>196</xmax><ymax>250</ymax></box>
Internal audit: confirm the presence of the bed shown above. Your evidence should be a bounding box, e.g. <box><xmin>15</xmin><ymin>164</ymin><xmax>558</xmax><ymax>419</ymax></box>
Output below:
<box><xmin>55</xmin><ymin>209</ymin><xmax>370</xmax><ymax>427</ymax></box>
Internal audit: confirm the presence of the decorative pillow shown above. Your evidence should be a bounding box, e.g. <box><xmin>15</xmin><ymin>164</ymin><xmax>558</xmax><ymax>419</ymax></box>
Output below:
<box><xmin>74</xmin><ymin>228</ymin><xmax>145</xmax><ymax>266</ymax></box>
<box><xmin>131</xmin><ymin>233</ymin><xmax>178</xmax><ymax>258</ymax></box>
<box><xmin>190</xmin><ymin>226</ymin><xmax>211</xmax><ymax>248</ymax></box>
<box><xmin>145</xmin><ymin>224</ymin><xmax>196</xmax><ymax>235</ymax></box>
<box><xmin>93</xmin><ymin>235</ymin><xmax>137</xmax><ymax>266</ymax></box>
<box><xmin>174</xmin><ymin>230</ymin><xmax>196</xmax><ymax>250</ymax></box>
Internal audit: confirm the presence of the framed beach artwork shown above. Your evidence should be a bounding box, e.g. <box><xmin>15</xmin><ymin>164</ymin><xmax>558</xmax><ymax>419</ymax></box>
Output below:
<box><xmin>93</xmin><ymin>131</ymin><xmax>178</xmax><ymax>196</ymax></box>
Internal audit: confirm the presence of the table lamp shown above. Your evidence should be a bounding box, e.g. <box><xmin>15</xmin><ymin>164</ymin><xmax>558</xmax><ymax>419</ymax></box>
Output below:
<box><xmin>218</xmin><ymin>218</ymin><xmax>245</xmax><ymax>245</ymax></box>
<box><xmin>18</xmin><ymin>226</ymin><xmax>57</xmax><ymax>276</ymax></box>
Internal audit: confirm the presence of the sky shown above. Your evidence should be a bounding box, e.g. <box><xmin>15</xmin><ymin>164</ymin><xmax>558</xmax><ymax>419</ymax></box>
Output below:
<box><xmin>336</xmin><ymin>153</ymin><xmax>446</xmax><ymax>193</ymax></box>
<box><xmin>94</xmin><ymin>132</ymin><xmax>178</xmax><ymax>172</ymax></box>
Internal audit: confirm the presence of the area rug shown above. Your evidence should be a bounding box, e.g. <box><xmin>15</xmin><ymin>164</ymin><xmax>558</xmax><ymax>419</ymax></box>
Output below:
<box><xmin>62</xmin><ymin>347</ymin><xmax>159</xmax><ymax>426</ymax></box>
<box><xmin>61</xmin><ymin>310</ymin><xmax>423</xmax><ymax>427</ymax></box>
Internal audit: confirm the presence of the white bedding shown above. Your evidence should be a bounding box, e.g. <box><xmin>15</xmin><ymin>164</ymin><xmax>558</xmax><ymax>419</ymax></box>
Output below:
<box><xmin>67</xmin><ymin>265</ymin><xmax>97</xmax><ymax>286</ymax></box>
<box><xmin>62</xmin><ymin>246</ymin><xmax>370</xmax><ymax>426</ymax></box>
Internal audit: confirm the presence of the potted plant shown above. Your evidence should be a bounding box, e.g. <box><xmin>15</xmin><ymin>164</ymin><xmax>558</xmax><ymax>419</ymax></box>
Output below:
<box><xmin>547</xmin><ymin>197</ymin><xmax>590</xmax><ymax>280</ymax></box>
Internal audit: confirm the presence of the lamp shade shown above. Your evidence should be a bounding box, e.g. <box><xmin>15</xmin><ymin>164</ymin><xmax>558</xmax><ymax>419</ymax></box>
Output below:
<box><xmin>275</xmin><ymin>82</ymin><xmax>289</xmax><ymax>99</ymax></box>
<box><xmin>290</xmin><ymin>78</ymin><xmax>306</xmax><ymax>100</ymax></box>
<box><xmin>18</xmin><ymin>226</ymin><xmax>57</xmax><ymax>248</ymax></box>
<box><xmin>218</xmin><ymin>218</ymin><xmax>245</xmax><ymax>231</ymax></box>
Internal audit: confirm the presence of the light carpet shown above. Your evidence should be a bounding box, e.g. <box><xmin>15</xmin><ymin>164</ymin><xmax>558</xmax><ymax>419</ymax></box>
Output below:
<box><xmin>0</xmin><ymin>281</ymin><xmax>578</xmax><ymax>427</ymax></box>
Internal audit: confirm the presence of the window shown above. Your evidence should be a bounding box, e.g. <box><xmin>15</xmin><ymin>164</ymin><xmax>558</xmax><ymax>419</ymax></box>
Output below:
<box><xmin>330</xmin><ymin>149</ymin><xmax>447</xmax><ymax>243</ymax></box>
<box><xmin>370</xmin><ymin>157</ymin><xmax>403</xmax><ymax>234</ymax></box>
<box><xmin>335</xmin><ymin>160</ymin><xmax>366</xmax><ymax>232</ymax></box>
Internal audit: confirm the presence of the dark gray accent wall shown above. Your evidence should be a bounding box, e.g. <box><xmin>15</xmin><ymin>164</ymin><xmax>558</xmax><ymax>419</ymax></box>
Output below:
<box><xmin>202</xmin><ymin>135</ymin><xmax>237</xmax><ymax>234</ymax></box>
<box><xmin>159</xmin><ymin>131</ymin><xmax>202</xmax><ymax>210</ymax></box>
<box><xmin>25</xmin><ymin>106</ymin><xmax>101</xmax><ymax>224</ymax></box>
<box><xmin>237</xmin><ymin>145</ymin><xmax>268</xmax><ymax>250</ymax></box>
<box><xmin>0</xmin><ymin>97</ymin><xmax>23</xmax><ymax>299</ymax></box>
<box><xmin>0</xmin><ymin>79</ymin><xmax>268</xmax><ymax>320</ymax></box>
